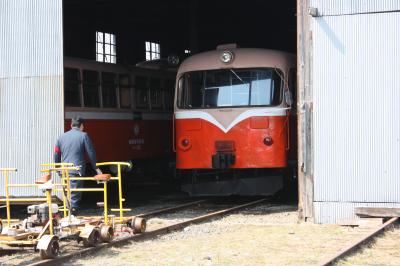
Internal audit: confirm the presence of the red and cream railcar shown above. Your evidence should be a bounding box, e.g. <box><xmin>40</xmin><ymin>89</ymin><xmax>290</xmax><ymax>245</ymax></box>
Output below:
<box><xmin>174</xmin><ymin>45</ymin><xmax>297</xmax><ymax>195</ymax></box>
<box><xmin>64</xmin><ymin>57</ymin><xmax>175</xmax><ymax>178</ymax></box>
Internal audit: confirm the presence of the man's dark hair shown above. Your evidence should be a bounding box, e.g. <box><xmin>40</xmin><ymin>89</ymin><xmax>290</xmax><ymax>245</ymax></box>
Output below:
<box><xmin>71</xmin><ymin>116</ymin><xmax>84</xmax><ymax>128</ymax></box>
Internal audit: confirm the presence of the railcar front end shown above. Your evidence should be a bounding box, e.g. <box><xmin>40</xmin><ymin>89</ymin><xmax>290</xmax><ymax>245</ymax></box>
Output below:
<box><xmin>174</xmin><ymin>46</ymin><xmax>296</xmax><ymax>195</ymax></box>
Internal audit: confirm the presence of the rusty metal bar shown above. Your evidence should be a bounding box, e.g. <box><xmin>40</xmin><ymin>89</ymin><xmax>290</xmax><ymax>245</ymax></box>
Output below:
<box><xmin>318</xmin><ymin>217</ymin><xmax>399</xmax><ymax>266</ymax></box>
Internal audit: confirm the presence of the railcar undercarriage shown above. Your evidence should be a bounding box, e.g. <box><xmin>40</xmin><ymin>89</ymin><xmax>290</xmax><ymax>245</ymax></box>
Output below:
<box><xmin>177</xmin><ymin>166</ymin><xmax>297</xmax><ymax>196</ymax></box>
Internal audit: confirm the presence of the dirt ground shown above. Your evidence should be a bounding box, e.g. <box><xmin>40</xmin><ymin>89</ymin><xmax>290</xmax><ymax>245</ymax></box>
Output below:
<box><xmin>337</xmin><ymin>227</ymin><xmax>400</xmax><ymax>266</ymax></box>
<box><xmin>0</xmin><ymin>201</ymin><xmax>398</xmax><ymax>266</ymax></box>
<box><xmin>65</xmin><ymin>204</ymin><xmax>400</xmax><ymax>266</ymax></box>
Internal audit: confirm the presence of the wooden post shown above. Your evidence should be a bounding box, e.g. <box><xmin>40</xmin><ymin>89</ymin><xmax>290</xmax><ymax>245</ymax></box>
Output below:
<box><xmin>297</xmin><ymin>0</ymin><xmax>314</xmax><ymax>222</ymax></box>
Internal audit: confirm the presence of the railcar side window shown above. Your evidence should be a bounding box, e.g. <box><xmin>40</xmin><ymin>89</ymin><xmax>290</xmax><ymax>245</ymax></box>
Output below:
<box><xmin>119</xmin><ymin>74</ymin><xmax>131</xmax><ymax>109</ymax></box>
<box><xmin>135</xmin><ymin>76</ymin><xmax>149</xmax><ymax>109</ymax></box>
<box><xmin>178</xmin><ymin>68</ymin><xmax>282</xmax><ymax>109</ymax></box>
<box><xmin>250</xmin><ymin>70</ymin><xmax>282</xmax><ymax>105</ymax></box>
<box><xmin>164</xmin><ymin>79</ymin><xmax>175</xmax><ymax>110</ymax></box>
<box><xmin>101</xmin><ymin>72</ymin><xmax>117</xmax><ymax>108</ymax></box>
<box><xmin>64</xmin><ymin>68</ymin><xmax>81</xmax><ymax>107</ymax></box>
<box><xmin>179</xmin><ymin>73</ymin><xmax>202</xmax><ymax>108</ymax></box>
<box><xmin>82</xmin><ymin>70</ymin><xmax>100</xmax><ymax>107</ymax></box>
<box><xmin>150</xmin><ymin>78</ymin><xmax>162</xmax><ymax>109</ymax></box>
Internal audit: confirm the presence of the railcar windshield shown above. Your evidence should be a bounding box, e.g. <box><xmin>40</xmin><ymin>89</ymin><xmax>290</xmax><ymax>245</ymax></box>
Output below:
<box><xmin>177</xmin><ymin>68</ymin><xmax>282</xmax><ymax>109</ymax></box>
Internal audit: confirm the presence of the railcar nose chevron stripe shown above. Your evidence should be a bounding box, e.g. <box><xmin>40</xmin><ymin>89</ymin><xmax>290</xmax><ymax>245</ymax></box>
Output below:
<box><xmin>175</xmin><ymin>108</ymin><xmax>288</xmax><ymax>133</ymax></box>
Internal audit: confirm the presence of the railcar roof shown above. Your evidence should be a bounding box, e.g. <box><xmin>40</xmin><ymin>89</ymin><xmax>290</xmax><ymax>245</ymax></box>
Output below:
<box><xmin>178</xmin><ymin>48</ymin><xmax>295</xmax><ymax>75</ymax></box>
<box><xmin>64</xmin><ymin>57</ymin><xmax>176</xmax><ymax>75</ymax></box>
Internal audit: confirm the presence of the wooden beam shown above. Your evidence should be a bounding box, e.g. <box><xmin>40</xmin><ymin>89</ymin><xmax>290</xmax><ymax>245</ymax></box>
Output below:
<box><xmin>297</xmin><ymin>0</ymin><xmax>314</xmax><ymax>221</ymax></box>
<box><xmin>337</xmin><ymin>218</ymin><xmax>383</xmax><ymax>227</ymax></box>
<box><xmin>355</xmin><ymin>207</ymin><xmax>400</xmax><ymax>218</ymax></box>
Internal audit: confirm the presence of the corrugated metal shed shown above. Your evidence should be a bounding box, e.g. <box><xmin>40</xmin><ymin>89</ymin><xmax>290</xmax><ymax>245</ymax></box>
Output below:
<box><xmin>311</xmin><ymin>2</ymin><xmax>400</xmax><ymax>223</ymax></box>
<box><xmin>0</xmin><ymin>0</ymin><xmax>64</xmax><ymax>196</ymax></box>
<box><xmin>314</xmin><ymin>202</ymin><xmax>400</xmax><ymax>224</ymax></box>
<box><xmin>311</xmin><ymin>0</ymin><xmax>400</xmax><ymax>16</ymax></box>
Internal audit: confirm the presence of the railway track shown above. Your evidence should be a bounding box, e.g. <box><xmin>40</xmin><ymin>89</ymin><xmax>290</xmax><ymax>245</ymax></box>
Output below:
<box><xmin>3</xmin><ymin>197</ymin><xmax>267</xmax><ymax>266</ymax></box>
<box><xmin>318</xmin><ymin>217</ymin><xmax>399</xmax><ymax>266</ymax></box>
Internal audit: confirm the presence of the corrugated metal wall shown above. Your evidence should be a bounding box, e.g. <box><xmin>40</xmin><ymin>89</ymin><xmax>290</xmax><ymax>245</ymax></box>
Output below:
<box><xmin>0</xmin><ymin>0</ymin><xmax>64</xmax><ymax>196</ymax></box>
<box><xmin>314</xmin><ymin>202</ymin><xmax>400</xmax><ymax>223</ymax></box>
<box><xmin>311</xmin><ymin>0</ymin><xmax>400</xmax><ymax>16</ymax></box>
<box><xmin>311</xmin><ymin>2</ymin><xmax>400</xmax><ymax>223</ymax></box>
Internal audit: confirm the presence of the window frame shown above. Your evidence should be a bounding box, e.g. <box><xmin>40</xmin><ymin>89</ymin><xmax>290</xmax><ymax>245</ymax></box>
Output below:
<box><xmin>82</xmin><ymin>69</ymin><xmax>101</xmax><ymax>108</ymax></box>
<box><xmin>145</xmin><ymin>41</ymin><xmax>161</xmax><ymax>61</ymax></box>
<box><xmin>96</xmin><ymin>31</ymin><xmax>117</xmax><ymax>64</ymax></box>
<box><xmin>118</xmin><ymin>74</ymin><xmax>132</xmax><ymax>109</ymax></box>
<box><xmin>64</xmin><ymin>67</ymin><xmax>82</xmax><ymax>107</ymax></box>
<box><xmin>177</xmin><ymin>68</ymin><xmax>284</xmax><ymax>109</ymax></box>
<box><xmin>101</xmin><ymin>71</ymin><xmax>118</xmax><ymax>109</ymax></box>
<box><xmin>134</xmin><ymin>75</ymin><xmax>150</xmax><ymax>109</ymax></box>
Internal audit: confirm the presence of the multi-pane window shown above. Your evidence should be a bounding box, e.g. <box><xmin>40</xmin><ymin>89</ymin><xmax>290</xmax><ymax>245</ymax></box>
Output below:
<box><xmin>150</xmin><ymin>78</ymin><xmax>162</xmax><ymax>108</ymax></box>
<box><xmin>164</xmin><ymin>79</ymin><xmax>175</xmax><ymax>110</ymax></box>
<box><xmin>64</xmin><ymin>68</ymin><xmax>81</xmax><ymax>107</ymax></box>
<box><xmin>135</xmin><ymin>76</ymin><xmax>149</xmax><ymax>108</ymax></box>
<box><xmin>101</xmin><ymin>72</ymin><xmax>117</xmax><ymax>108</ymax></box>
<box><xmin>96</xmin><ymin>31</ymin><xmax>116</xmax><ymax>64</ymax></box>
<box><xmin>119</xmin><ymin>75</ymin><xmax>131</xmax><ymax>109</ymax></box>
<box><xmin>178</xmin><ymin>68</ymin><xmax>282</xmax><ymax>109</ymax></box>
<box><xmin>145</xmin><ymin>41</ymin><xmax>160</xmax><ymax>61</ymax></box>
<box><xmin>82</xmin><ymin>70</ymin><xmax>100</xmax><ymax>107</ymax></box>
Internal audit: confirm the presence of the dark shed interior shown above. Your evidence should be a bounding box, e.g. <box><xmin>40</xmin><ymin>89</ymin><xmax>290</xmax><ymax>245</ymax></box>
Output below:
<box><xmin>62</xmin><ymin>0</ymin><xmax>298</xmax><ymax>202</ymax></box>
<box><xmin>63</xmin><ymin>0</ymin><xmax>296</xmax><ymax>64</ymax></box>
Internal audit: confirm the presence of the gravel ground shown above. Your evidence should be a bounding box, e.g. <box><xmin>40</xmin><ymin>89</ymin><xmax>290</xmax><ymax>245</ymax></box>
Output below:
<box><xmin>1</xmin><ymin>201</ymin><xmax>399</xmax><ymax>266</ymax></box>
<box><xmin>0</xmin><ymin>198</ymin><xmax>201</xmax><ymax>266</ymax></box>
<box><xmin>67</xmin><ymin>204</ymin><xmax>399</xmax><ymax>266</ymax></box>
<box><xmin>336</xmin><ymin>225</ymin><xmax>400</xmax><ymax>266</ymax></box>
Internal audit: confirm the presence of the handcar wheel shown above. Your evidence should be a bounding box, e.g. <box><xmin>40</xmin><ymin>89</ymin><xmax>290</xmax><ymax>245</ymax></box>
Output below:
<box><xmin>39</xmin><ymin>238</ymin><xmax>60</xmax><ymax>259</ymax></box>
<box><xmin>100</xmin><ymin>225</ymin><xmax>114</xmax><ymax>243</ymax></box>
<box><xmin>130</xmin><ymin>217</ymin><xmax>146</xmax><ymax>234</ymax></box>
<box><xmin>82</xmin><ymin>228</ymin><xmax>101</xmax><ymax>247</ymax></box>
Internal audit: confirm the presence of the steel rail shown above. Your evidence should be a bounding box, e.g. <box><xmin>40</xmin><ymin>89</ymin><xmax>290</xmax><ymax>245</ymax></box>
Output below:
<box><xmin>28</xmin><ymin>198</ymin><xmax>266</xmax><ymax>266</ymax></box>
<box><xmin>318</xmin><ymin>216</ymin><xmax>399</xmax><ymax>266</ymax></box>
<box><xmin>136</xmin><ymin>199</ymin><xmax>207</xmax><ymax>218</ymax></box>
<box><xmin>78</xmin><ymin>199</ymin><xmax>207</xmax><ymax>220</ymax></box>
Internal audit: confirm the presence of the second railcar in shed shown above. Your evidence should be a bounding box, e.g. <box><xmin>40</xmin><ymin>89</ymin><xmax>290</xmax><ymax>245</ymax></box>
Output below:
<box><xmin>64</xmin><ymin>57</ymin><xmax>176</xmax><ymax>180</ymax></box>
<box><xmin>174</xmin><ymin>45</ymin><xmax>297</xmax><ymax>195</ymax></box>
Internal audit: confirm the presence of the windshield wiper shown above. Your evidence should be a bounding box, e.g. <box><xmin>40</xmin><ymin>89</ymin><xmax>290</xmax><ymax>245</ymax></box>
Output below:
<box><xmin>230</xmin><ymin>69</ymin><xmax>245</xmax><ymax>84</ymax></box>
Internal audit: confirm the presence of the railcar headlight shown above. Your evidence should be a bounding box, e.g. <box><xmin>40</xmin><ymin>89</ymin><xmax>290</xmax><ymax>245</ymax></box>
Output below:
<box><xmin>181</xmin><ymin>139</ymin><xmax>190</xmax><ymax>147</ymax></box>
<box><xmin>178</xmin><ymin>137</ymin><xmax>192</xmax><ymax>150</ymax></box>
<box><xmin>263</xmin><ymin>136</ymin><xmax>273</xmax><ymax>146</ymax></box>
<box><xmin>220</xmin><ymin>51</ymin><xmax>234</xmax><ymax>64</ymax></box>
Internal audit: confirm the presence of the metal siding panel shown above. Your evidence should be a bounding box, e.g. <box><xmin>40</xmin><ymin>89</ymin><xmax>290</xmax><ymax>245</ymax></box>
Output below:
<box><xmin>0</xmin><ymin>77</ymin><xmax>64</xmax><ymax>196</ymax></box>
<box><xmin>313</xmin><ymin>13</ymin><xmax>400</xmax><ymax>203</ymax></box>
<box><xmin>0</xmin><ymin>0</ymin><xmax>63</xmax><ymax>78</ymax></box>
<box><xmin>311</xmin><ymin>0</ymin><xmax>400</xmax><ymax>16</ymax></box>
<box><xmin>314</xmin><ymin>202</ymin><xmax>400</xmax><ymax>224</ymax></box>
<box><xmin>0</xmin><ymin>0</ymin><xmax>63</xmax><ymax>197</ymax></box>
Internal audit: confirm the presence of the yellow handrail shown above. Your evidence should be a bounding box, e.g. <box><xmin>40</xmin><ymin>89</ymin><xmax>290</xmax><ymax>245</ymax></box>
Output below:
<box><xmin>41</xmin><ymin>163</ymin><xmax>75</xmax><ymax>217</ymax></box>
<box><xmin>96</xmin><ymin>162</ymin><xmax>132</xmax><ymax>222</ymax></box>
<box><xmin>0</xmin><ymin>168</ymin><xmax>17</xmax><ymax>226</ymax></box>
<box><xmin>96</xmin><ymin>162</ymin><xmax>131</xmax><ymax>167</ymax></box>
<box><xmin>40</xmin><ymin>163</ymin><xmax>74</xmax><ymax>167</ymax></box>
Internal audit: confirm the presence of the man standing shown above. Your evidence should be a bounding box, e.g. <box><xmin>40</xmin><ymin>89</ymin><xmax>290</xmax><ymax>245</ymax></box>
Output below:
<box><xmin>54</xmin><ymin>116</ymin><xmax>102</xmax><ymax>214</ymax></box>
